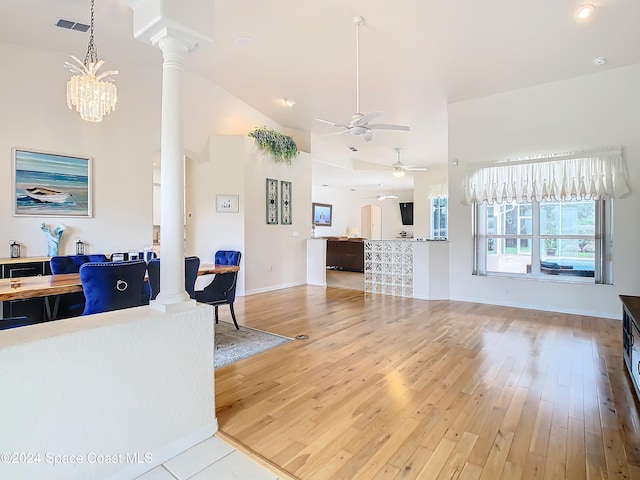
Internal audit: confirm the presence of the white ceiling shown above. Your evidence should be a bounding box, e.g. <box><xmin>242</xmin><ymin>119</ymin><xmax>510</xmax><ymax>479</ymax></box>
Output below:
<box><xmin>2</xmin><ymin>0</ymin><xmax>640</xmax><ymax>192</ymax></box>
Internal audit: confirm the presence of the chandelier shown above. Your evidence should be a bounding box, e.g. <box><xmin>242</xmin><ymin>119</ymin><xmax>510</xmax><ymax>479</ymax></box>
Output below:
<box><xmin>65</xmin><ymin>0</ymin><xmax>118</xmax><ymax>122</ymax></box>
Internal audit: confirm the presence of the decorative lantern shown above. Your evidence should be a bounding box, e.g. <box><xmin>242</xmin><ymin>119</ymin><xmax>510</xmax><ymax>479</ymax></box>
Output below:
<box><xmin>10</xmin><ymin>241</ymin><xmax>20</xmax><ymax>258</ymax></box>
<box><xmin>75</xmin><ymin>237</ymin><xmax>85</xmax><ymax>255</ymax></box>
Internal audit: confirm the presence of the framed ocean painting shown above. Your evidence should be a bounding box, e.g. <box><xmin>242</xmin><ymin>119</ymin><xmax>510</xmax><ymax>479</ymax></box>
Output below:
<box><xmin>12</xmin><ymin>148</ymin><xmax>92</xmax><ymax>217</ymax></box>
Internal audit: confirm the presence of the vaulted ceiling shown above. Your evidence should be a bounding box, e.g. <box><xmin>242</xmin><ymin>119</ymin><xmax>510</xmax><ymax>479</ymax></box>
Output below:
<box><xmin>2</xmin><ymin>0</ymin><xmax>639</xmax><ymax>191</ymax></box>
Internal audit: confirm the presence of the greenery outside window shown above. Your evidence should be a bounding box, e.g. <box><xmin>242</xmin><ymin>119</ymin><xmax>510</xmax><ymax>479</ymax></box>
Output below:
<box><xmin>473</xmin><ymin>198</ymin><xmax>612</xmax><ymax>283</ymax></box>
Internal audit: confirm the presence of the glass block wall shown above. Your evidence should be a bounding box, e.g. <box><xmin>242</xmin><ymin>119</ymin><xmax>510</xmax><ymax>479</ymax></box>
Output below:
<box><xmin>364</xmin><ymin>240</ymin><xmax>413</xmax><ymax>297</ymax></box>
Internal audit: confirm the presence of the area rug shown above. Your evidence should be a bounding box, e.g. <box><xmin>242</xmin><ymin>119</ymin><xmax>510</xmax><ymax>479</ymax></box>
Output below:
<box><xmin>215</xmin><ymin>321</ymin><xmax>293</xmax><ymax>369</ymax></box>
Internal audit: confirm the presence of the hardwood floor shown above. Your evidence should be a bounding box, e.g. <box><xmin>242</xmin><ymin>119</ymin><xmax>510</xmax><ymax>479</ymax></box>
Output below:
<box><xmin>215</xmin><ymin>285</ymin><xmax>640</xmax><ymax>480</ymax></box>
<box><xmin>326</xmin><ymin>269</ymin><xmax>364</xmax><ymax>291</ymax></box>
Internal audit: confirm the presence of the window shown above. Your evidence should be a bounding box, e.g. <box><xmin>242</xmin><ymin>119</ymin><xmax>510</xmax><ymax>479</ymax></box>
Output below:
<box><xmin>463</xmin><ymin>146</ymin><xmax>627</xmax><ymax>285</ymax></box>
<box><xmin>430</xmin><ymin>197</ymin><xmax>448</xmax><ymax>239</ymax></box>
<box><xmin>473</xmin><ymin>198</ymin><xmax>612</xmax><ymax>283</ymax></box>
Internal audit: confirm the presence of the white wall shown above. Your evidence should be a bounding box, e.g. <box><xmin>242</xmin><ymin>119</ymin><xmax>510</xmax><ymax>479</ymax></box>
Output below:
<box><xmin>244</xmin><ymin>141</ymin><xmax>311</xmax><ymax>294</ymax></box>
<box><xmin>448</xmin><ymin>63</ymin><xmax>640</xmax><ymax>318</ymax></box>
<box><xmin>0</xmin><ymin>305</ymin><xmax>215</xmax><ymax>480</ymax></box>
<box><xmin>189</xmin><ymin>135</ymin><xmax>311</xmax><ymax>295</ymax></box>
<box><xmin>1</xmin><ymin>41</ymin><xmax>312</xmax><ymax>297</ymax></box>
<box><xmin>311</xmin><ymin>179</ymin><xmax>413</xmax><ymax>240</ymax></box>
<box><xmin>0</xmin><ymin>43</ymin><xmax>161</xmax><ymax>256</ymax></box>
<box><xmin>187</xmin><ymin>136</ymin><xmax>247</xmax><ymax>294</ymax></box>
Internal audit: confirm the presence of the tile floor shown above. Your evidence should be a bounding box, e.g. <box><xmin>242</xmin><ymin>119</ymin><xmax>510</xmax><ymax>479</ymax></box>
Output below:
<box><xmin>136</xmin><ymin>436</ymin><xmax>280</xmax><ymax>480</ymax></box>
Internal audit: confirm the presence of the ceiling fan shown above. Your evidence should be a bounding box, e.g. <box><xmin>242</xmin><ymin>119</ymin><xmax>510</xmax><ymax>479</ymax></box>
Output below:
<box><xmin>390</xmin><ymin>148</ymin><xmax>427</xmax><ymax>177</ymax></box>
<box><xmin>364</xmin><ymin>185</ymin><xmax>399</xmax><ymax>201</ymax></box>
<box><xmin>315</xmin><ymin>16</ymin><xmax>410</xmax><ymax>143</ymax></box>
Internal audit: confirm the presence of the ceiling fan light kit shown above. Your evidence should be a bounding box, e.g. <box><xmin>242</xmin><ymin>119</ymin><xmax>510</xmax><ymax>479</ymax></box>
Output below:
<box><xmin>315</xmin><ymin>15</ymin><xmax>410</xmax><ymax>142</ymax></box>
<box><xmin>364</xmin><ymin>184</ymin><xmax>399</xmax><ymax>201</ymax></box>
<box><xmin>389</xmin><ymin>148</ymin><xmax>427</xmax><ymax>176</ymax></box>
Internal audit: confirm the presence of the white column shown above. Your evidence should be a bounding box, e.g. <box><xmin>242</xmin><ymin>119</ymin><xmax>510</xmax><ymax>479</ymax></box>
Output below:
<box><xmin>151</xmin><ymin>33</ymin><xmax>194</xmax><ymax>310</ymax></box>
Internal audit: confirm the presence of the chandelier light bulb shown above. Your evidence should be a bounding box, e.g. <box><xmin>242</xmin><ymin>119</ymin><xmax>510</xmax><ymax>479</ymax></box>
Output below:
<box><xmin>66</xmin><ymin>58</ymin><xmax>118</xmax><ymax>122</ymax></box>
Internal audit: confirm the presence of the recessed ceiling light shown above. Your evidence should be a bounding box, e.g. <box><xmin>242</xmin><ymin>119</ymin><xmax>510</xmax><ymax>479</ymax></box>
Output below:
<box><xmin>284</xmin><ymin>98</ymin><xmax>296</xmax><ymax>107</ymax></box>
<box><xmin>577</xmin><ymin>5</ymin><xmax>594</xmax><ymax>20</ymax></box>
<box><xmin>593</xmin><ymin>56</ymin><xmax>606</xmax><ymax>66</ymax></box>
<box><xmin>234</xmin><ymin>36</ymin><xmax>252</xmax><ymax>45</ymax></box>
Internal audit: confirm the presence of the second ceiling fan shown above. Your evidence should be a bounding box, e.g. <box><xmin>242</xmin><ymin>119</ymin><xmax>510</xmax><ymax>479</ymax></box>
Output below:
<box><xmin>315</xmin><ymin>16</ymin><xmax>410</xmax><ymax>143</ymax></box>
<box><xmin>390</xmin><ymin>148</ymin><xmax>427</xmax><ymax>177</ymax></box>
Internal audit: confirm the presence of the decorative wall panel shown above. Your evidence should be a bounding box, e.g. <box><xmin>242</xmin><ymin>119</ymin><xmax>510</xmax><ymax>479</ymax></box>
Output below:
<box><xmin>364</xmin><ymin>240</ymin><xmax>413</xmax><ymax>297</ymax></box>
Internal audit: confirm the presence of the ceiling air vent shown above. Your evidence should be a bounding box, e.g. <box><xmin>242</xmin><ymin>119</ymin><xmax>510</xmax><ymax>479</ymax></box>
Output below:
<box><xmin>55</xmin><ymin>18</ymin><xmax>90</xmax><ymax>32</ymax></box>
<box><xmin>348</xmin><ymin>146</ymin><xmax>359</xmax><ymax>152</ymax></box>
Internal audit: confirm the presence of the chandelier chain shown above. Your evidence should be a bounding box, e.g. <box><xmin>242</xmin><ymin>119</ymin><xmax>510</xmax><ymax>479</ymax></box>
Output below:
<box><xmin>84</xmin><ymin>0</ymin><xmax>98</xmax><ymax>66</ymax></box>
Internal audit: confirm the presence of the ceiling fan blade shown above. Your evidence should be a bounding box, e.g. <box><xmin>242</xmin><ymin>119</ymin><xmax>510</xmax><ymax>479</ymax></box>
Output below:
<box><xmin>315</xmin><ymin>118</ymin><xmax>349</xmax><ymax>129</ymax></box>
<box><xmin>353</xmin><ymin>111</ymin><xmax>382</xmax><ymax>126</ymax></box>
<box><xmin>406</xmin><ymin>167</ymin><xmax>428</xmax><ymax>171</ymax></box>
<box><xmin>363</xmin><ymin>130</ymin><xmax>373</xmax><ymax>142</ymax></box>
<box><xmin>367</xmin><ymin>124</ymin><xmax>411</xmax><ymax>131</ymax></box>
<box><xmin>323</xmin><ymin>129</ymin><xmax>350</xmax><ymax>137</ymax></box>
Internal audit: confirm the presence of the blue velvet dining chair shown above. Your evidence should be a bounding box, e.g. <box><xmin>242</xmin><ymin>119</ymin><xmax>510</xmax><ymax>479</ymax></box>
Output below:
<box><xmin>147</xmin><ymin>256</ymin><xmax>201</xmax><ymax>301</ymax></box>
<box><xmin>0</xmin><ymin>316</ymin><xmax>37</xmax><ymax>330</ymax></box>
<box><xmin>50</xmin><ymin>254</ymin><xmax>108</xmax><ymax>274</ymax></box>
<box><xmin>195</xmin><ymin>250</ymin><xmax>241</xmax><ymax>329</ymax></box>
<box><xmin>49</xmin><ymin>254</ymin><xmax>109</xmax><ymax>318</ymax></box>
<box><xmin>79</xmin><ymin>260</ymin><xmax>148</xmax><ymax>315</ymax></box>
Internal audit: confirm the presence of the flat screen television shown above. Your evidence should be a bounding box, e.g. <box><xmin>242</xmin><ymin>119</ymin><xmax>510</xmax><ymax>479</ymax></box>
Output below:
<box><xmin>312</xmin><ymin>202</ymin><xmax>332</xmax><ymax>226</ymax></box>
<box><xmin>399</xmin><ymin>202</ymin><xmax>414</xmax><ymax>226</ymax></box>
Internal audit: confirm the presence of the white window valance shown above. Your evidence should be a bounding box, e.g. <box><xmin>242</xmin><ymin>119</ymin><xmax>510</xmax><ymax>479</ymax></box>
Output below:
<box><xmin>427</xmin><ymin>183</ymin><xmax>448</xmax><ymax>199</ymax></box>
<box><xmin>462</xmin><ymin>146</ymin><xmax>630</xmax><ymax>205</ymax></box>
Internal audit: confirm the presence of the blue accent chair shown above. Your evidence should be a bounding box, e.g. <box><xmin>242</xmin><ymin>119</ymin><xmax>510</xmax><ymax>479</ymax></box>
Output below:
<box><xmin>147</xmin><ymin>256</ymin><xmax>201</xmax><ymax>301</ymax></box>
<box><xmin>0</xmin><ymin>316</ymin><xmax>36</xmax><ymax>330</ymax></box>
<box><xmin>50</xmin><ymin>254</ymin><xmax>109</xmax><ymax>274</ymax></box>
<box><xmin>195</xmin><ymin>250</ymin><xmax>241</xmax><ymax>329</ymax></box>
<box><xmin>49</xmin><ymin>254</ymin><xmax>109</xmax><ymax>318</ymax></box>
<box><xmin>80</xmin><ymin>260</ymin><xmax>148</xmax><ymax>315</ymax></box>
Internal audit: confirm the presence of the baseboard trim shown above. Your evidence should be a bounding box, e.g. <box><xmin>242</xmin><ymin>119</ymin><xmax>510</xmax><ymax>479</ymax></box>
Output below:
<box><xmin>450</xmin><ymin>295</ymin><xmax>619</xmax><ymax>320</ymax></box>
<box><xmin>244</xmin><ymin>282</ymin><xmax>305</xmax><ymax>296</ymax></box>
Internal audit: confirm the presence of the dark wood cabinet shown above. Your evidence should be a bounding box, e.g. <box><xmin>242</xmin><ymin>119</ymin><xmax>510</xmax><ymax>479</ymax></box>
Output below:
<box><xmin>1</xmin><ymin>257</ymin><xmax>50</xmax><ymax>322</ymax></box>
<box><xmin>621</xmin><ymin>295</ymin><xmax>640</xmax><ymax>402</ymax></box>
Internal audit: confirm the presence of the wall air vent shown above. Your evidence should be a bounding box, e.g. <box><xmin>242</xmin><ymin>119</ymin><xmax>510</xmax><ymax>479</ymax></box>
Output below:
<box><xmin>55</xmin><ymin>18</ymin><xmax>90</xmax><ymax>32</ymax></box>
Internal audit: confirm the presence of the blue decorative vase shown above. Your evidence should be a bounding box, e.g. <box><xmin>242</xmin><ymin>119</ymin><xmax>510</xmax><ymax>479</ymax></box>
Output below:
<box><xmin>40</xmin><ymin>223</ymin><xmax>66</xmax><ymax>257</ymax></box>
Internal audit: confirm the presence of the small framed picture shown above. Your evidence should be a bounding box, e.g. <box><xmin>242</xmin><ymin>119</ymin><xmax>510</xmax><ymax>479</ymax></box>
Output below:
<box><xmin>312</xmin><ymin>202</ymin><xmax>332</xmax><ymax>226</ymax></box>
<box><xmin>216</xmin><ymin>194</ymin><xmax>239</xmax><ymax>213</ymax></box>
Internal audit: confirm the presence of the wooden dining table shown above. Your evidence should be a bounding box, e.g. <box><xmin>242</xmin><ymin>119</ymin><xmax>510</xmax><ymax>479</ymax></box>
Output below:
<box><xmin>0</xmin><ymin>263</ymin><xmax>240</xmax><ymax>320</ymax></box>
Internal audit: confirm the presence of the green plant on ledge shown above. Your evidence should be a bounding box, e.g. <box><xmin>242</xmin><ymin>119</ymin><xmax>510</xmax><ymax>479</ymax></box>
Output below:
<box><xmin>248</xmin><ymin>126</ymin><xmax>299</xmax><ymax>164</ymax></box>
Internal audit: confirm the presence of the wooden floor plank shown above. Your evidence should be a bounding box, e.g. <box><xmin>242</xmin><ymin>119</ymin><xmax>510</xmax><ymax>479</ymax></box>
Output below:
<box><xmin>566</xmin><ymin>415</ymin><xmax>586</xmax><ymax>479</ymax></box>
<box><xmin>435</xmin><ymin>431</ymin><xmax>479</xmax><ymax>480</ymax></box>
<box><xmin>214</xmin><ymin>286</ymin><xmax>640</xmax><ymax>479</ymax></box>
